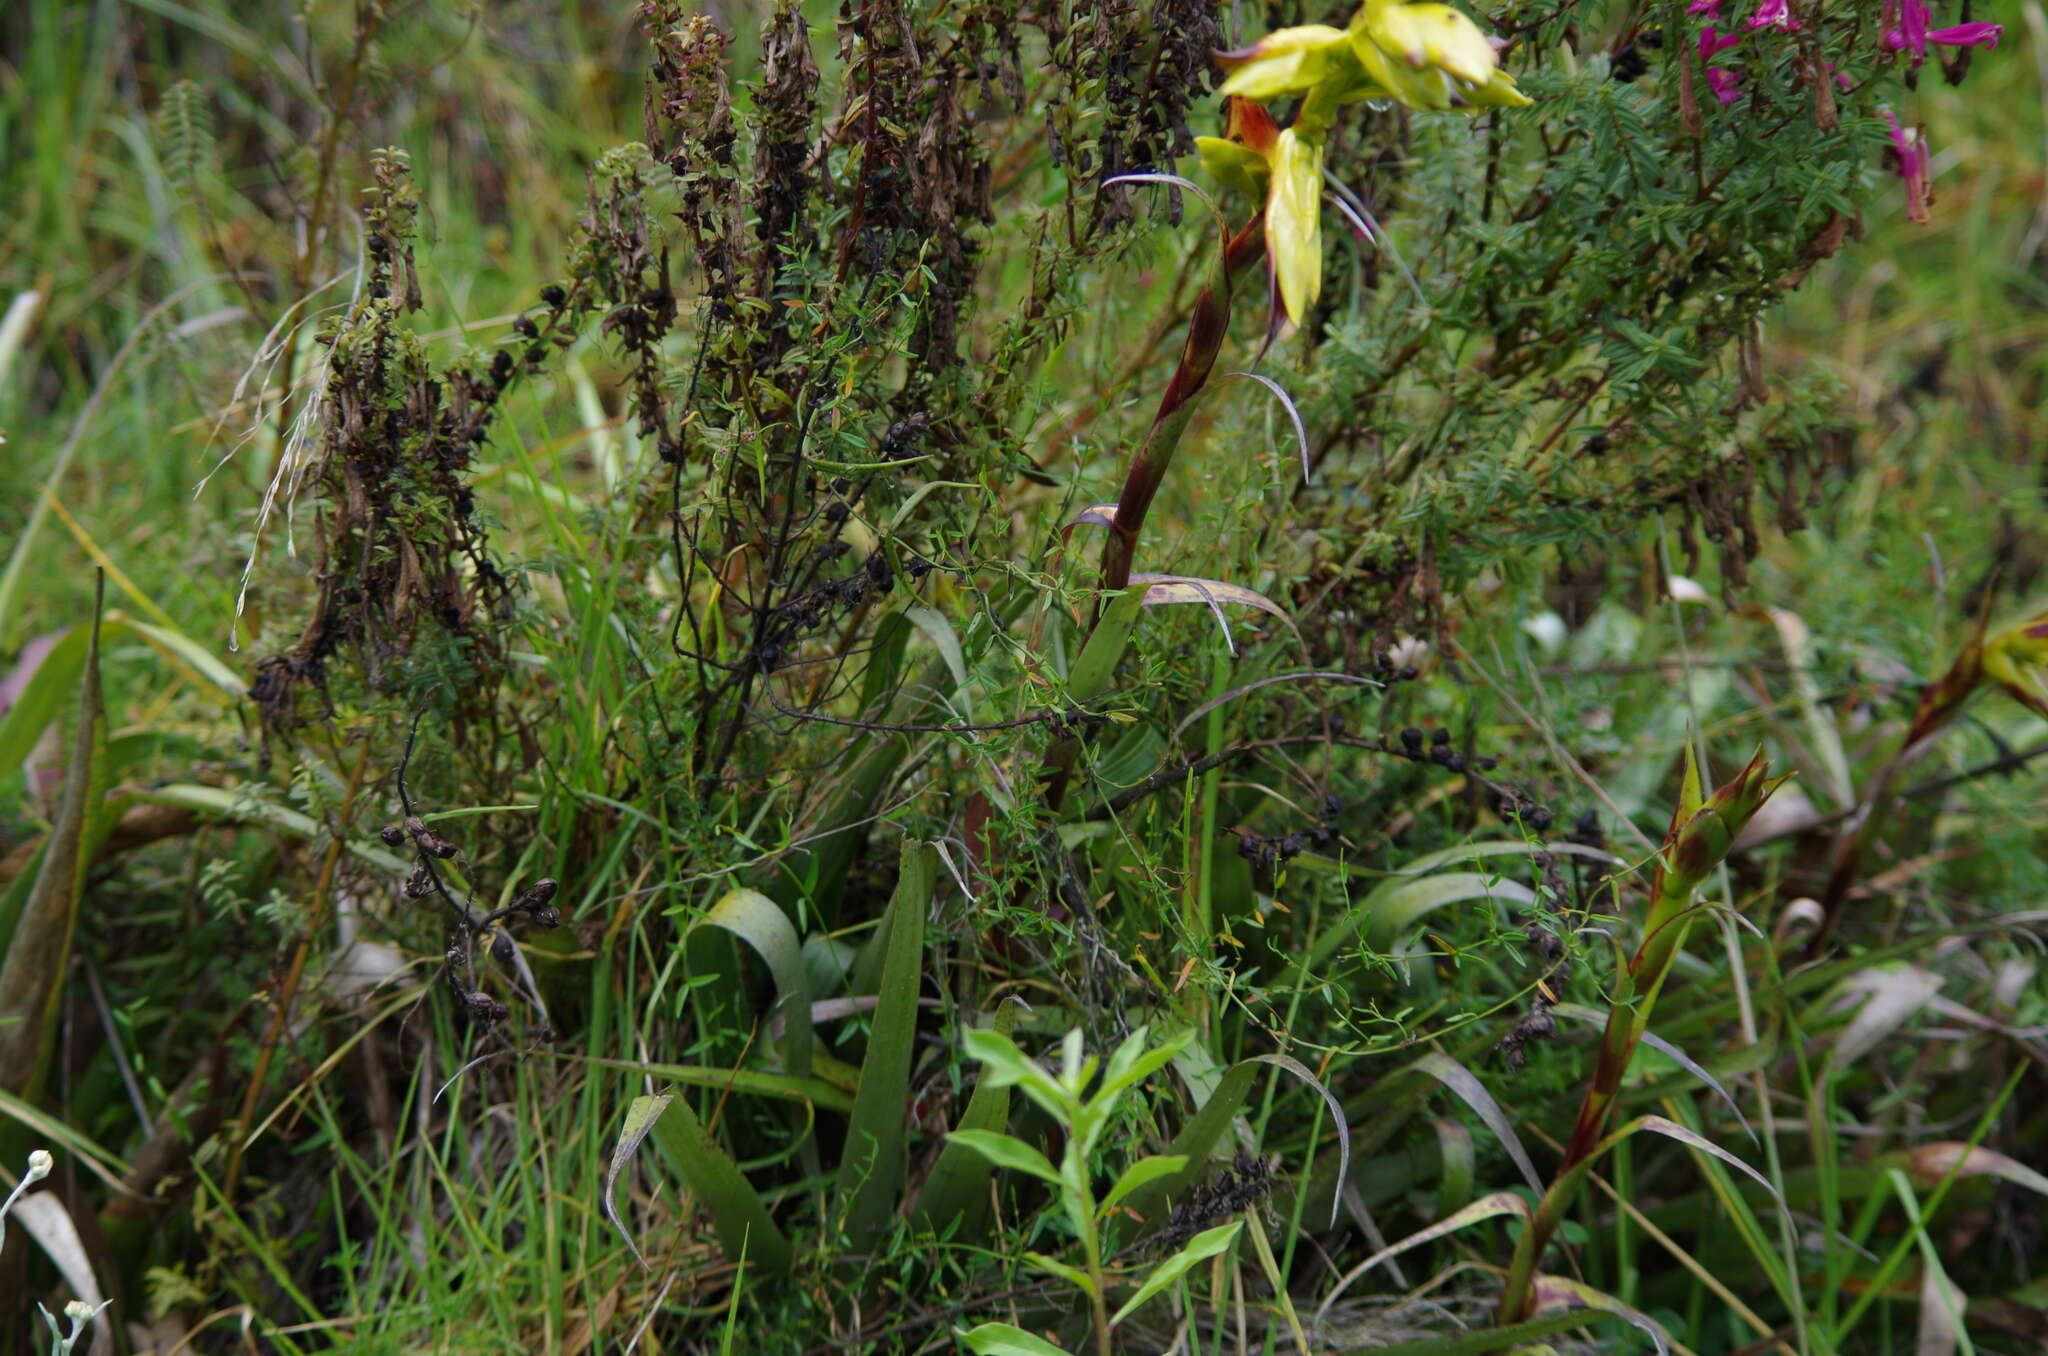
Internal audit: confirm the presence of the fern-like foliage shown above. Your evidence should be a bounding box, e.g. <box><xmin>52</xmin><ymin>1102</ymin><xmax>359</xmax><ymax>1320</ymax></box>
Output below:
<box><xmin>152</xmin><ymin>78</ymin><xmax>215</xmax><ymax>216</ymax></box>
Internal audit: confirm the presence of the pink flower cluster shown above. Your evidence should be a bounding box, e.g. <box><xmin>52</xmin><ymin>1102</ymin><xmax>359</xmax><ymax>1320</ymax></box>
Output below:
<box><xmin>1688</xmin><ymin>0</ymin><xmax>2002</xmax><ymax>106</ymax></box>
<box><xmin>1684</xmin><ymin>2</ymin><xmax>2003</xmax><ymax>223</ymax></box>
<box><xmin>1687</xmin><ymin>0</ymin><xmax>1803</xmax><ymax>107</ymax></box>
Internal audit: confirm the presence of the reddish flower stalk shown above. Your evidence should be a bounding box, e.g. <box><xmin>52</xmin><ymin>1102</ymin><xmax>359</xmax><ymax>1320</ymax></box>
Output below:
<box><xmin>1040</xmin><ymin>213</ymin><xmax>1267</xmax><ymax>810</ymax></box>
<box><xmin>1497</xmin><ymin>750</ymin><xmax>1784</xmax><ymax>1325</ymax></box>
<box><xmin>1097</xmin><ymin>214</ymin><xmax>1269</xmax><ymax>599</ymax></box>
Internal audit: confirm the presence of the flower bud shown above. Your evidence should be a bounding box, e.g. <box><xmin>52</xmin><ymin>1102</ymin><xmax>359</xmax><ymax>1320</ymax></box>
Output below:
<box><xmin>1981</xmin><ymin>611</ymin><xmax>2048</xmax><ymax>721</ymax></box>
<box><xmin>1661</xmin><ymin>749</ymin><xmax>1788</xmax><ymax>895</ymax></box>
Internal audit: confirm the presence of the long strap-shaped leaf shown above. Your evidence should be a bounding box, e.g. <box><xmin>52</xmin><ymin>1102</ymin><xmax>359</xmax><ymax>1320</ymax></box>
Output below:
<box><xmin>641</xmin><ymin>1091</ymin><xmax>793</xmax><ymax>1276</ymax></box>
<box><xmin>837</xmin><ymin>840</ymin><xmax>937</xmax><ymax>1242</ymax></box>
<box><xmin>687</xmin><ymin>886</ymin><xmax>812</xmax><ymax>1081</ymax></box>
<box><xmin>0</xmin><ymin>581</ymin><xmax>108</xmax><ymax>1097</ymax></box>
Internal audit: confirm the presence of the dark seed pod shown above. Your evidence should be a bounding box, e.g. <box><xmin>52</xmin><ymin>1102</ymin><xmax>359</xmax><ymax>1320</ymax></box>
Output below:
<box><xmin>380</xmin><ymin>824</ymin><xmax>407</xmax><ymax>847</ymax></box>
<box><xmin>512</xmin><ymin>878</ymin><xmax>558</xmax><ymax>913</ymax></box>
<box><xmin>465</xmin><ymin>991</ymin><xmax>508</xmax><ymax>1027</ymax></box>
<box><xmin>405</xmin><ymin>816</ymin><xmax>459</xmax><ymax>859</ymax></box>
<box><xmin>490</xmin><ymin>931</ymin><xmax>516</xmax><ymax>966</ymax></box>
<box><xmin>528</xmin><ymin>904</ymin><xmax>562</xmax><ymax>930</ymax></box>
<box><xmin>541</xmin><ymin>284</ymin><xmax>566</xmax><ymax>306</ymax></box>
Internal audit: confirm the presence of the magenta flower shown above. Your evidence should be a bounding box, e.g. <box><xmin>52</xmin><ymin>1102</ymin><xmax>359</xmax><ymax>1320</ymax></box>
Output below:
<box><xmin>1706</xmin><ymin>66</ymin><xmax>1742</xmax><ymax>105</ymax></box>
<box><xmin>1699</xmin><ymin>25</ymin><xmax>1744</xmax><ymax>58</ymax></box>
<box><xmin>1686</xmin><ymin>0</ymin><xmax>1721</xmax><ymax>13</ymax></box>
<box><xmin>1924</xmin><ymin>23</ymin><xmax>2003</xmax><ymax>49</ymax></box>
<box><xmin>1881</xmin><ymin>1</ymin><xmax>2002</xmax><ymax>65</ymax></box>
<box><xmin>1882</xmin><ymin>110</ymin><xmax>1932</xmax><ymax>225</ymax></box>
<box><xmin>1748</xmin><ymin>0</ymin><xmax>1798</xmax><ymax>30</ymax></box>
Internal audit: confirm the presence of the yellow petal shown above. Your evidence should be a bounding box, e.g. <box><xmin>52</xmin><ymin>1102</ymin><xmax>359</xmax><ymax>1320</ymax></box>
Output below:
<box><xmin>1266</xmin><ymin>128</ymin><xmax>1325</xmax><ymax>324</ymax></box>
<box><xmin>1365</xmin><ymin>2</ymin><xmax>1498</xmax><ymax>85</ymax></box>
<box><xmin>1459</xmin><ymin>66</ymin><xmax>1534</xmax><ymax>109</ymax></box>
<box><xmin>1217</xmin><ymin>25</ymin><xmax>1350</xmax><ymax>99</ymax></box>
<box><xmin>1195</xmin><ymin>135</ymin><xmax>1270</xmax><ymax>202</ymax></box>
<box><xmin>1350</xmin><ymin>30</ymin><xmax>1455</xmax><ymax>110</ymax></box>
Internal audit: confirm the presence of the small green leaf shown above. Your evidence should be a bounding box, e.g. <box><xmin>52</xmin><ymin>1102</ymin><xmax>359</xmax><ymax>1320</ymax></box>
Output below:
<box><xmin>1111</xmin><ymin>1220</ymin><xmax>1241</xmax><ymax>1324</ymax></box>
<box><xmin>963</xmin><ymin>1027</ymin><xmax>1070</xmax><ymax>1120</ymax></box>
<box><xmin>1100</xmin><ymin>1155</ymin><xmax>1188</xmax><ymax>1216</ymax></box>
<box><xmin>1023</xmin><ymin>1251</ymin><xmax>1097</xmax><ymax>1297</ymax></box>
<box><xmin>959</xmin><ymin>1322</ymin><xmax>1069</xmax><ymax>1356</ymax></box>
<box><xmin>944</xmin><ymin>1130</ymin><xmax>1062</xmax><ymax>1186</ymax></box>
<box><xmin>1095</xmin><ymin>1028</ymin><xmax>1190</xmax><ymax>1104</ymax></box>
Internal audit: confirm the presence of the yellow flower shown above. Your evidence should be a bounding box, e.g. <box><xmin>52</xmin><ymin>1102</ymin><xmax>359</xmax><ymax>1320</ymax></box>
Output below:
<box><xmin>1217</xmin><ymin>1</ymin><xmax>1531</xmax><ymax>116</ymax></box>
<box><xmin>1190</xmin><ymin>98</ymin><xmax>1322</xmax><ymax>323</ymax></box>
<box><xmin>1268</xmin><ymin>128</ymin><xmax>1326</xmax><ymax>323</ymax></box>
<box><xmin>1360</xmin><ymin>1</ymin><xmax>1497</xmax><ymax>87</ymax></box>
<box><xmin>1216</xmin><ymin>25</ymin><xmax>1357</xmax><ymax>104</ymax></box>
<box><xmin>1203</xmin><ymin>2</ymin><xmax>1530</xmax><ymax>324</ymax></box>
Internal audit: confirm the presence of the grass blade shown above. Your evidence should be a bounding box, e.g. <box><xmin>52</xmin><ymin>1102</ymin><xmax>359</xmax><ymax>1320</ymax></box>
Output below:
<box><xmin>604</xmin><ymin>1094</ymin><xmax>674</xmax><ymax>1270</ymax></box>
<box><xmin>1410</xmin><ymin>1052</ymin><xmax>1543</xmax><ymax>1195</ymax></box>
